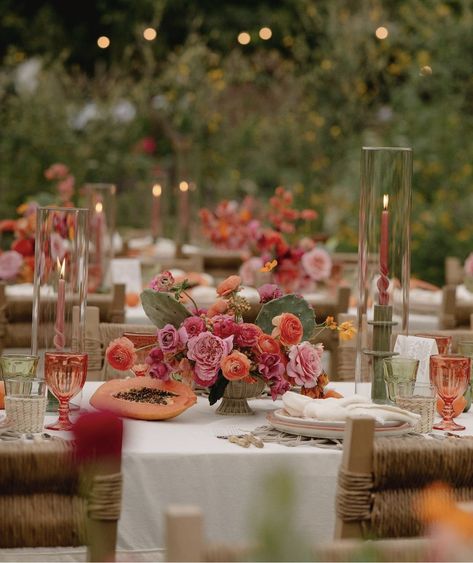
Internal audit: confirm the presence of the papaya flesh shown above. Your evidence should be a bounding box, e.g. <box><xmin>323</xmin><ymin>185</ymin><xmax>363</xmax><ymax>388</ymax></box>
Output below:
<box><xmin>90</xmin><ymin>377</ymin><xmax>196</xmax><ymax>420</ymax></box>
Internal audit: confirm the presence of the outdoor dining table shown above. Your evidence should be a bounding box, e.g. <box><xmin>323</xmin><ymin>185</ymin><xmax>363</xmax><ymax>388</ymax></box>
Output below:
<box><xmin>3</xmin><ymin>381</ymin><xmax>473</xmax><ymax>562</ymax></box>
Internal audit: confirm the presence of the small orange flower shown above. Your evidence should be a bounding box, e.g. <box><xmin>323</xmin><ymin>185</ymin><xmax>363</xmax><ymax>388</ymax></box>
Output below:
<box><xmin>260</xmin><ymin>259</ymin><xmax>278</xmax><ymax>273</ymax></box>
<box><xmin>338</xmin><ymin>321</ymin><xmax>357</xmax><ymax>341</ymax></box>
<box><xmin>325</xmin><ymin>316</ymin><xmax>338</xmax><ymax>330</ymax></box>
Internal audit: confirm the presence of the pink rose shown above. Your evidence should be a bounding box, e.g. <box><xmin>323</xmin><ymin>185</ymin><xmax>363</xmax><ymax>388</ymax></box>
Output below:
<box><xmin>239</xmin><ymin>257</ymin><xmax>264</xmax><ymax>286</ymax></box>
<box><xmin>301</xmin><ymin>247</ymin><xmax>332</xmax><ymax>282</ymax></box>
<box><xmin>258</xmin><ymin>283</ymin><xmax>283</xmax><ymax>304</ymax></box>
<box><xmin>157</xmin><ymin>324</ymin><xmax>182</xmax><ymax>353</ymax></box>
<box><xmin>235</xmin><ymin>323</ymin><xmax>262</xmax><ymax>348</ymax></box>
<box><xmin>465</xmin><ymin>253</ymin><xmax>473</xmax><ymax>276</ymax></box>
<box><xmin>182</xmin><ymin>316</ymin><xmax>206</xmax><ymax>340</ymax></box>
<box><xmin>212</xmin><ymin>315</ymin><xmax>237</xmax><ymax>339</ymax></box>
<box><xmin>286</xmin><ymin>342</ymin><xmax>323</xmax><ymax>388</ymax></box>
<box><xmin>149</xmin><ymin>271</ymin><xmax>175</xmax><ymax>291</ymax></box>
<box><xmin>0</xmin><ymin>251</ymin><xmax>23</xmax><ymax>280</ymax></box>
<box><xmin>187</xmin><ymin>332</ymin><xmax>233</xmax><ymax>386</ymax></box>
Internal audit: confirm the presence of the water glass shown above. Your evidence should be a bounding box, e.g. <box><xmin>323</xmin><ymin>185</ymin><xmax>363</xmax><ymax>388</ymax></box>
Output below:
<box><xmin>458</xmin><ymin>341</ymin><xmax>473</xmax><ymax>411</ymax></box>
<box><xmin>4</xmin><ymin>377</ymin><xmax>47</xmax><ymax>433</ymax></box>
<box><xmin>44</xmin><ymin>352</ymin><xmax>88</xmax><ymax>431</ymax></box>
<box><xmin>395</xmin><ymin>382</ymin><xmax>436</xmax><ymax>433</ymax></box>
<box><xmin>430</xmin><ymin>354</ymin><xmax>470</xmax><ymax>431</ymax></box>
<box><xmin>383</xmin><ymin>357</ymin><xmax>419</xmax><ymax>402</ymax></box>
<box><xmin>415</xmin><ymin>334</ymin><xmax>452</xmax><ymax>355</ymax></box>
<box><xmin>0</xmin><ymin>354</ymin><xmax>39</xmax><ymax>381</ymax></box>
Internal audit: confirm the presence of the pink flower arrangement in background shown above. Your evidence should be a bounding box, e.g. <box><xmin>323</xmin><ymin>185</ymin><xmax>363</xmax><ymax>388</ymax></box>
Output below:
<box><xmin>464</xmin><ymin>253</ymin><xmax>473</xmax><ymax>276</ymax></box>
<box><xmin>0</xmin><ymin>251</ymin><xmax>23</xmax><ymax>280</ymax></box>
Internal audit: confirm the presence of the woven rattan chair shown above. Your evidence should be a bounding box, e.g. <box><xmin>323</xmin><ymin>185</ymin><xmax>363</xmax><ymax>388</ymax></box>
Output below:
<box><xmin>335</xmin><ymin>416</ymin><xmax>473</xmax><ymax>541</ymax></box>
<box><xmin>0</xmin><ymin>436</ymin><xmax>122</xmax><ymax>561</ymax></box>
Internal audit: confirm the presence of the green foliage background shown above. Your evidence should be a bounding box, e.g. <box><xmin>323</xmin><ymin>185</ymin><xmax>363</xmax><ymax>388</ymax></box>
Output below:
<box><xmin>1</xmin><ymin>0</ymin><xmax>473</xmax><ymax>285</ymax></box>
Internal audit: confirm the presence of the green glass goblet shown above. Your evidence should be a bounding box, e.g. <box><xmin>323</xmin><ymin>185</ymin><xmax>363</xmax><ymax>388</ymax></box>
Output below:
<box><xmin>383</xmin><ymin>357</ymin><xmax>419</xmax><ymax>403</ymax></box>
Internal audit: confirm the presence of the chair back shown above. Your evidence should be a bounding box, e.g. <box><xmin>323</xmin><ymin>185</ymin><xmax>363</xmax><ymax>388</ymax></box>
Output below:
<box><xmin>335</xmin><ymin>417</ymin><xmax>473</xmax><ymax>540</ymax></box>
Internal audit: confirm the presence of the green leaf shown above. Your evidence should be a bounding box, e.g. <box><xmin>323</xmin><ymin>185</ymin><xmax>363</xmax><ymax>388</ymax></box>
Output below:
<box><xmin>140</xmin><ymin>289</ymin><xmax>191</xmax><ymax>328</ymax></box>
<box><xmin>255</xmin><ymin>294</ymin><xmax>315</xmax><ymax>341</ymax></box>
<box><xmin>209</xmin><ymin>372</ymin><xmax>229</xmax><ymax>405</ymax></box>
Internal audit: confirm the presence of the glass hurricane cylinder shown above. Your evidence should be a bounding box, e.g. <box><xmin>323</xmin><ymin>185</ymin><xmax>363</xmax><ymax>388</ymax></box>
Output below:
<box><xmin>356</xmin><ymin>147</ymin><xmax>413</xmax><ymax>401</ymax></box>
<box><xmin>83</xmin><ymin>183</ymin><xmax>116</xmax><ymax>293</ymax></box>
<box><xmin>31</xmin><ymin>207</ymin><xmax>88</xmax><ymax>409</ymax></box>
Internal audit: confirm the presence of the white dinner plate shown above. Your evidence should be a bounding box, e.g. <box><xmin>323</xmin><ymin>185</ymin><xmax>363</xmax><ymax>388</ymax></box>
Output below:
<box><xmin>267</xmin><ymin>409</ymin><xmax>414</xmax><ymax>439</ymax></box>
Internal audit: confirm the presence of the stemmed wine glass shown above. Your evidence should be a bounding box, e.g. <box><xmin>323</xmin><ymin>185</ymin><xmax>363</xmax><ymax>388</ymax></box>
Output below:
<box><xmin>430</xmin><ymin>354</ymin><xmax>470</xmax><ymax>431</ymax></box>
<box><xmin>44</xmin><ymin>352</ymin><xmax>88</xmax><ymax>431</ymax></box>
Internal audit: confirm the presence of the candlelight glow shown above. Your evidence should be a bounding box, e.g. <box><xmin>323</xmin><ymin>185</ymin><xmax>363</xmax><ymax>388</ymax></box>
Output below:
<box><xmin>57</xmin><ymin>258</ymin><xmax>66</xmax><ymax>278</ymax></box>
<box><xmin>383</xmin><ymin>194</ymin><xmax>389</xmax><ymax>209</ymax></box>
<box><xmin>95</xmin><ymin>202</ymin><xmax>103</xmax><ymax>213</ymax></box>
<box><xmin>152</xmin><ymin>184</ymin><xmax>162</xmax><ymax>197</ymax></box>
<box><xmin>179</xmin><ymin>181</ymin><xmax>189</xmax><ymax>192</ymax></box>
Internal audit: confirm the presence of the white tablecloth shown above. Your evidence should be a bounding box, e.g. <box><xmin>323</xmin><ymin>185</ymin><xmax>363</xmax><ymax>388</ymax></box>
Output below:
<box><xmin>4</xmin><ymin>381</ymin><xmax>473</xmax><ymax>561</ymax></box>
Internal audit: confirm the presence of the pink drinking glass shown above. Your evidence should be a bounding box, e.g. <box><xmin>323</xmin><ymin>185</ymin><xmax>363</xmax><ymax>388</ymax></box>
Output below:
<box><xmin>430</xmin><ymin>354</ymin><xmax>470</xmax><ymax>431</ymax></box>
<box><xmin>415</xmin><ymin>334</ymin><xmax>452</xmax><ymax>355</ymax></box>
<box><xmin>44</xmin><ymin>352</ymin><xmax>88</xmax><ymax>431</ymax></box>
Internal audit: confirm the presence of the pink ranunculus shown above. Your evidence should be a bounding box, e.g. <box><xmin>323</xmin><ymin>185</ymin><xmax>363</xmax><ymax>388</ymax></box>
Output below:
<box><xmin>465</xmin><ymin>253</ymin><xmax>473</xmax><ymax>276</ymax></box>
<box><xmin>0</xmin><ymin>251</ymin><xmax>23</xmax><ymax>280</ymax></box>
<box><xmin>258</xmin><ymin>353</ymin><xmax>285</xmax><ymax>380</ymax></box>
<box><xmin>257</xmin><ymin>283</ymin><xmax>283</xmax><ymax>304</ymax></box>
<box><xmin>268</xmin><ymin>374</ymin><xmax>291</xmax><ymax>400</ymax></box>
<box><xmin>286</xmin><ymin>341</ymin><xmax>323</xmax><ymax>388</ymax></box>
<box><xmin>149</xmin><ymin>271</ymin><xmax>175</xmax><ymax>291</ymax></box>
<box><xmin>157</xmin><ymin>324</ymin><xmax>182</xmax><ymax>353</ymax></box>
<box><xmin>301</xmin><ymin>247</ymin><xmax>332</xmax><ymax>282</ymax></box>
<box><xmin>149</xmin><ymin>362</ymin><xmax>171</xmax><ymax>381</ymax></box>
<box><xmin>182</xmin><ymin>316</ymin><xmax>206</xmax><ymax>340</ymax></box>
<box><xmin>235</xmin><ymin>323</ymin><xmax>262</xmax><ymax>348</ymax></box>
<box><xmin>187</xmin><ymin>332</ymin><xmax>233</xmax><ymax>386</ymax></box>
<box><xmin>50</xmin><ymin>232</ymin><xmax>66</xmax><ymax>261</ymax></box>
<box><xmin>212</xmin><ymin>315</ymin><xmax>237</xmax><ymax>339</ymax></box>
<box><xmin>300</xmin><ymin>209</ymin><xmax>318</xmax><ymax>221</ymax></box>
<box><xmin>239</xmin><ymin>257</ymin><xmax>264</xmax><ymax>286</ymax></box>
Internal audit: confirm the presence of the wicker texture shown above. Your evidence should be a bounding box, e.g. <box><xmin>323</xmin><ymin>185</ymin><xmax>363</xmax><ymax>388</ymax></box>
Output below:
<box><xmin>216</xmin><ymin>379</ymin><xmax>266</xmax><ymax>416</ymax></box>
<box><xmin>336</xmin><ymin>435</ymin><xmax>473</xmax><ymax>538</ymax></box>
<box><xmin>395</xmin><ymin>397</ymin><xmax>435</xmax><ymax>433</ymax></box>
<box><xmin>4</xmin><ymin>396</ymin><xmax>47</xmax><ymax>433</ymax></box>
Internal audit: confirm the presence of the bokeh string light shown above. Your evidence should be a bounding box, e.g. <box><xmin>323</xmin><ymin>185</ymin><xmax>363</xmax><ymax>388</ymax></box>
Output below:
<box><xmin>375</xmin><ymin>26</ymin><xmax>389</xmax><ymax>39</ymax></box>
<box><xmin>97</xmin><ymin>36</ymin><xmax>110</xmax><ymax>49</ymax></box>
<box><xmin>237</xmin><ymin>32</ymin><xmax>251</xmax><ymax>45</ymax></box>
<box><xmin>143</xmin><ymin>28</ymin><xmax>157</xmax><ymax>41</ymax></box>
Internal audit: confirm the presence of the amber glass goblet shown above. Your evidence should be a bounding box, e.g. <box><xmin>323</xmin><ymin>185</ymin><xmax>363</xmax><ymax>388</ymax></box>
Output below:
<box><xmin>430</xmin><ymin>354</ymin><xmax>470</xmax><ymax>431</ymax></box>
<box><xmin>44</xmin><ymin>352</ymin><xmax>88</xmax><ymax>431</ymax></box>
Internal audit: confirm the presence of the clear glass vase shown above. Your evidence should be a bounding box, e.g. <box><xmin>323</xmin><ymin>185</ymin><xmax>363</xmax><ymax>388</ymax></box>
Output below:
<box><xmin>83</xmin><ymin>183</ymin><xmax>116</xmax><ymax>293</ymax></box>
<box><xmin>356</xmin><ymin>147</ymin><xmax>413</xmax><ymax>402</ymax></box>
<box><xmin>31</xmin><ymin>207</ymin><xmax>89</xmax><ymax>411</ymax></box>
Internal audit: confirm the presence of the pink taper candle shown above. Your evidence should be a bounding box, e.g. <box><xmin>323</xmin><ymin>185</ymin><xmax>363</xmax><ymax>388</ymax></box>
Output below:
<box><xmin>151</xmin><ymin>183</ymin><xmax>162</xmax><ymax>240</ymax></box>
<box><xmin>377</xmin><ymin>194</ymin><xmax>390</xmax><ymax>305</ymax></box>
<box><xmin>54</xmin><ymin>258</ymin><xmax>66</xmax><ymax>350</ymax></box>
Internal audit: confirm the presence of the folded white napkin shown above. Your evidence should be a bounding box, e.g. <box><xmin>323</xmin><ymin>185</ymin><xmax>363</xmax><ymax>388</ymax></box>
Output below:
<box><xmin>282</xmin><ymin>391</ymin><xmax>420</xmax><ymax>426</ymax></box>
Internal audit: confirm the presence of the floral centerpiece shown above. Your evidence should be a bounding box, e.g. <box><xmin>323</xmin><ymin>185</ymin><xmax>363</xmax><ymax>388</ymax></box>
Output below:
<box><xmin>0</xmin><ymin>163</ymin><xmax>75</xmax><ymax>283</ymax></box>
<box><xmin>106</xmin><ymin>270</ymin><xmax>355</xmax><ymax>415</ymax></box>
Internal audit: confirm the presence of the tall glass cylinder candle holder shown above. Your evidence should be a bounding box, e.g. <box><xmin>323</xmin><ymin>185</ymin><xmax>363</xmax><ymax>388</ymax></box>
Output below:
<box><xmin>150</xmin><ymin>171</ymin><xmax>168</xmax><ymax>242</ymax></box>
<box><xmin>31</xmin><ymin>207</ymin><xmax>88</xmax><ymax>409</ymax></box>
<box><xmin>83</xmin><ymin>183</ymin><xmax>116</xmax><ymax>293</ymax></box>
<box><xmin>356</xmin><ymin>147</ymin><xmax>413</xmax><ymax>402</ymax></box>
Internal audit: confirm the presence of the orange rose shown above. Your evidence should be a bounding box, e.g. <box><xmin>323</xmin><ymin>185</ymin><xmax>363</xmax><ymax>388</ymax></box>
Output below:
<box><xmin>256</xmin><ymin>334</ymin><xmax>281</xmax><ymax>355</ymax></box>
<box><xmin>105</xmin><ymin>337</ymin><xmax>137</xmax><ymax>371</ymax></box>
<box><xmin>221</xmin><ymin>351</ymin><xmax>251</xmax><ymax>381</ymax></box>
<box><xmin>216</xmin><ymin>275</ymin><xmax>242</xmax><ymax>297</ymax></box>
<box><xmin>207</xmin><ymin>299</ymin><xmax>229</xmax><ymax>318</ymax></box>
<box><xmin>272</xmin><ymin>313</ymin><xmax>303</xmax><ymax>346</ymax></box>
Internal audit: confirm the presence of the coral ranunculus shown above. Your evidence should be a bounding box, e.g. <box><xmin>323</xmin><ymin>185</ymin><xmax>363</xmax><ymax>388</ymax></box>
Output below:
<box><xmin>272</xmin><ymin>313</ymin><xmax>303</xmax><ymax>346</ymax></box>
<box><xmin>256</xmin><ymin>334</ymin><xmax>281</xmax><ymax>355</ymax></box>
<box><xmin>207</xmin><ymin>299</ymin><xmax>229</xmax><ymax>318</ymax></box>
<box><xmin>216</xmin><ymin>275</ymin><xmax>241</xmax><ymax>297</ymax></box>
<box><xmin>106</xmin><ymin>337</ymin><xmax>137</xmax><ymax>371</ymax></box>
<box><xmin>221</xmin><ymin>351</ymin><xmax>251</xmax><ymax>381</ymax></box>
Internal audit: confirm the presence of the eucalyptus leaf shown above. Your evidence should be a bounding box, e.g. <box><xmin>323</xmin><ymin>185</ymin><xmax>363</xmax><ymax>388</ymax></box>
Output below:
<box><xmin>140</xmin><ymin>289</ymin><xmax>191</xmax><ymax>328</ymax></box>
<box><xmin>255</xmin><ymin>294</ymin><xmax>315</xmax><ymax>341</ymax></box>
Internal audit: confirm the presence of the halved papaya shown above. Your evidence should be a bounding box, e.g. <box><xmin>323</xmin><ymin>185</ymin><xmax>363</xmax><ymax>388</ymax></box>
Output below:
<box><xmin>90</xmin><ymin>377</ymin><xmax>196</xmax><ymax>420</ymax></box>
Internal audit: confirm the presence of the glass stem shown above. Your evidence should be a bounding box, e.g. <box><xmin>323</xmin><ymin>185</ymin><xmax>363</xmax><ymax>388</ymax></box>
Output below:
<box><xmin>58</xmin><ymin>399</ymin><xmax>71</xmax><ymax>426</ymax></box>
<box><xmin>442</xmin><ymin>399</ymin><xmax>454</xmax><ymax>422</ymax></box>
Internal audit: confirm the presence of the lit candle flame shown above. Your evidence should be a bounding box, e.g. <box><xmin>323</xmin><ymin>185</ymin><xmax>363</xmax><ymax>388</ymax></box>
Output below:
<box><xmin>152</xmin><ymin>184</ymin><xmax>162</xmax><ymax>197</ymax></box>
<box><xmin>57</xmin><ymin>258</ymin><xmax>66</xmax><ymax>279</ymax></box>
<box><xmin>383</xmin><ymin>194</ymin><xmax>389</xmax><ymax>210</ymax></box>
<box><xmin>179</xmin><ymin>181</ymin><xmax>189</xmax><ymax>193</ymax></box>
<box><xmin>95</xmin><ymin>202</ymin><xmax>103</xmax><ymax>213</ymax></box>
